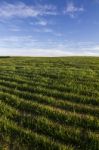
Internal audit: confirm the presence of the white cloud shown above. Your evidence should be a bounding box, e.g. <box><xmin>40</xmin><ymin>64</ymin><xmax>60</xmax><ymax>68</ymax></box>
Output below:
<box><xmin>30</xmin><ymin>20</ymin><xmax>48</xmax><ymax>26</ymax></box>
<box><xmin>32</xmin><ymin>27</ymin><xmax>53</xmax><ymax>33</ymax></box>
<box><xmin>0</xmin><ymin>35</ymin><xmax>99</xmax><ymax>56</ymax></box>
<box><xmin>0</xmin><ymin>47</ymin><xmax>99</xmax><ymax>56</ymax></box>
<box><xmin>64</xmin><ymin>2</ymin><xmax>84</xmax><ymax>18</ymax></box>
<box><xmin>90</xmin><ymin>45</ymin><xmax>99</xmax><ymax>50</ymax></box>
<box><xmin>0</xmin><ymin>2</ymin><xmax>57</xmax><ymax>19</ymax></box>
<box><xmin>0</xmin><ymin>48</ymin><xmax>73</xmax><ymax>56</ymax></box>
<box><xmin>0</xmin><ymin>36</ymin><xmax>38</xmax><ymax>50</ymax></box>
<box><xmin>32</xmin><ymin>27</ymin><xmax>63</xmax><ymax>37</ymax></box>
<box><xmin>37</xmin><ymin>20</ymin><xmax>48</xmax><ymax>26</ymax></box>
<box><xmin>43</xmin><ymin>28</ymin><xmax>53</xmax><ymax>33</ymax></box>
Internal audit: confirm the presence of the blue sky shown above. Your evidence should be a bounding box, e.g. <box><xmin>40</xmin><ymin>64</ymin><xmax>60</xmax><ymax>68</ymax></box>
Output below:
<box><xmin>0</xmin><ymin>0</ymin><xmax>99</xmax><ymax>56</ymax></box>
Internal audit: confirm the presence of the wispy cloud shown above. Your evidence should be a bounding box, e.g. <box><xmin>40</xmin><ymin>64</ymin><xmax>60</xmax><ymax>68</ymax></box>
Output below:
<box><xmin>0</xmin><ymin>35</ymin><xmax>99</xmax><ymax>56</ymax></box>
<box><xmin>91</xmin><ymin>45</ymin><xmax>99</xmax><ymax>50</ymax></box>
<box><xmin>37</xmin><ymin>20</ymin><xmax>48</xmax><ymax>26</ymax></box>
<box><xmin>0</xmin><ymin>2</ymin><xmax>57</xmax><ymax>19</ymax></box>
<box><xmin>30</xmin><ymin>19</ymin><xmax>48</xmax><ymax>26</ymax></box>
<box><xmin>64</xmin><ymin>2</ymin><xmax>84</xmax><ymax>18</ymax></box>
<box><xmin>0</xmin><ymin>36</ymin><xmax>37</xmax><ymax>49</ymax></box>
<box><xmin>32</xmin><ymin>27</ymin><xmax>53</xmax><ymax>33</ymax></box>
<box><xmin>32</xmin><ymin>27</ymin><xmax>63</xmax><ymax>37</ymax></box>
<box><xmin>0</xmin><ymin>48</ymin><xmax>72</xmax><ymax>57</ymax></box>
<box><xmin>0</xmin><ymin>46</ymin><xmax>99</xmax><ymax>56</ymax></box>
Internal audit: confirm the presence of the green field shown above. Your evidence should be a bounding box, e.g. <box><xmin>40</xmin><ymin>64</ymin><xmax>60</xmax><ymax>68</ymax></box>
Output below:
<box><xmin>0</xmin><ymin>57</ymin><xmax>99</xmax><ymax>150</ymax></box>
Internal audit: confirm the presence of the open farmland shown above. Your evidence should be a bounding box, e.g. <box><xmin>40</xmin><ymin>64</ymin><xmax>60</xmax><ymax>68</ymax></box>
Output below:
<box><xmin>0</xmin><ymin>57</ymin><xmax>99</xmax><ymax>150</ymax></box>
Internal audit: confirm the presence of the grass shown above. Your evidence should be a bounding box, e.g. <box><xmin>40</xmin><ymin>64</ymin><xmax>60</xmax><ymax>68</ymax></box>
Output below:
<box><xmin>0</xmin><ymin>57</ymin><xmax>99</xmax><ymax>150</ymax></box>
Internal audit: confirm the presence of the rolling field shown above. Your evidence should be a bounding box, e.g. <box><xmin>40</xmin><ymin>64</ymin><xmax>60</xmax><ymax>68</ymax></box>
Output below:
<box><xmin>0</xmin><ymin>57</ymin><xmax>99</xmax><ymax>150</ymax></box>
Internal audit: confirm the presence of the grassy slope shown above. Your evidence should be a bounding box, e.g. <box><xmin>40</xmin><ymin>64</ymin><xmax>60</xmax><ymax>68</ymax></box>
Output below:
<box><xmin>0</xmin><ymin>57</ymin><xmax>99</xmax><ymax>150</ymax></box>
